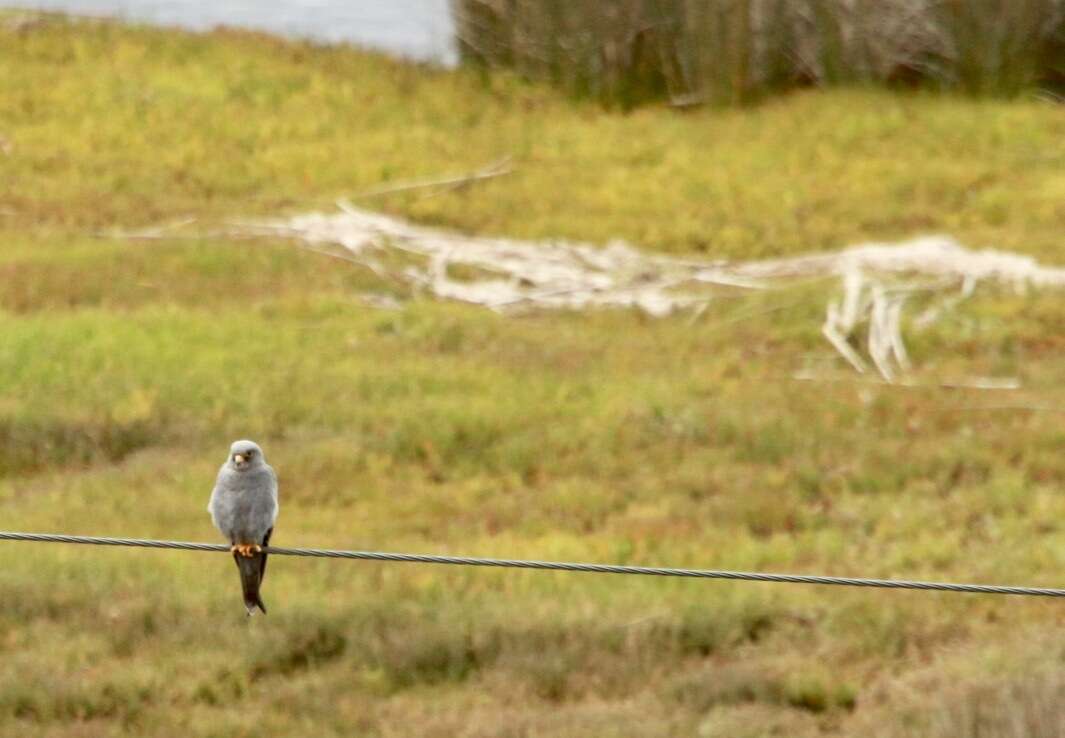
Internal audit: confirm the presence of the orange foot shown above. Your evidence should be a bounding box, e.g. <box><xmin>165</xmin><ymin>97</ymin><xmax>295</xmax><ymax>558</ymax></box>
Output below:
<box><xmin>230</xmin><ymin>544</ymin><xmax>261</xmax><ymax>557</ymax></box>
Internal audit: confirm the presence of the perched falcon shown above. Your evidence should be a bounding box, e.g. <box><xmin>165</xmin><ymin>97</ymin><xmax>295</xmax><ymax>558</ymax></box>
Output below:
<box><xmin>208</xmin><ymin>440</ymin><xmax>279</xmax><ymax>615</ymax></box>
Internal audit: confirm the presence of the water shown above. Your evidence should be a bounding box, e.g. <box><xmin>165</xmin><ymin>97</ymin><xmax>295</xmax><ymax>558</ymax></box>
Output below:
<box><xmin>3</xmin><ymin>0</ymin><xmax>457</xmax><ymax>64</ymax></box>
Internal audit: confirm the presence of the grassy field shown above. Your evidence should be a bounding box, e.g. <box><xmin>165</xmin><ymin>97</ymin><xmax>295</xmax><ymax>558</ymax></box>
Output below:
<box><xmin>1</xmin><ymin>13</ymin><xmax>1064</xmax><ymax>738</ymax></box>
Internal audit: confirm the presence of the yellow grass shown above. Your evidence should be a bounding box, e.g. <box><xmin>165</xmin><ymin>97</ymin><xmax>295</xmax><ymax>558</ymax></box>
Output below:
<box><xmin>0</xmin><ymin>12</ymin><xmax>1063</xmax><ymax>738</ymax></box>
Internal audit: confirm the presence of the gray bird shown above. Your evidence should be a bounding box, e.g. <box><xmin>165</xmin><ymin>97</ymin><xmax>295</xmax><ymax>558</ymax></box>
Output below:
<box><xmin>208</xmin><ymin>440</ymin><xmax>279</xmax><ymax>615</ymax></box>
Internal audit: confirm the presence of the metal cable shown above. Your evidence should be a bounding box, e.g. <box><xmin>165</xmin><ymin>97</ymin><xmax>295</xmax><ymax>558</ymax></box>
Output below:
<box><xmin>0</xmin><ymin>531</ymin><xmax>1062</xmax><ymax>598</ymax></box>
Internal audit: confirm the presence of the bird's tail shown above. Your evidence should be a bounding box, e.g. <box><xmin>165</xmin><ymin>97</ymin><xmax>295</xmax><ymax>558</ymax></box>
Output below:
<box><xmin>234</xmin><ymin>551</ymin><xmax>267</xmax><ymax>615</ymax></box>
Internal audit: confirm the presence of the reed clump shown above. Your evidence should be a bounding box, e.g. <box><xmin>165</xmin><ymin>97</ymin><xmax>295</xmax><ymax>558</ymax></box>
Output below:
<box><xmin>452</xmin><ymin>0</ymin><xmax>1065</xmax><ymax>107</ymax></box>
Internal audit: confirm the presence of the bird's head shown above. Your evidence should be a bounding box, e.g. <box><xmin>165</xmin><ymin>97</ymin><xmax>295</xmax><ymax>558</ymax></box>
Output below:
<box><xmin>228</xmin><ymin>439</ymin><xmax>265</xmax><ymax>471</ymax></box>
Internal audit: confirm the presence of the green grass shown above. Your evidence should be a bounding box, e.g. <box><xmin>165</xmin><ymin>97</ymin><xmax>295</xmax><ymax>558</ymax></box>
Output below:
<box><xmin>2</xmin><ymin>14</ymin><xmax>1064</xmax><ymax>259</ymax></box>
<box><xmin>0</xmin><ymin>12</ymin><xmax>1063</xmax><ymax>738</ymax></box>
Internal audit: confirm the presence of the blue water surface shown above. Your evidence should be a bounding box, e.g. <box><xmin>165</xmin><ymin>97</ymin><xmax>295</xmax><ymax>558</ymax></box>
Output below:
<box><xmin>4</xmin><ymin>0</ymin><xmax>456</xmax><ymax>63</ymax></box>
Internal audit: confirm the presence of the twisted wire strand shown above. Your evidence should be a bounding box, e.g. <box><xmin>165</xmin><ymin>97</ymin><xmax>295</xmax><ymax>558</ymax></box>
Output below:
<box><xmin>0</xmin><ymin>531</ymin><xmax>1062</xmax><ymax>597</ymax></box>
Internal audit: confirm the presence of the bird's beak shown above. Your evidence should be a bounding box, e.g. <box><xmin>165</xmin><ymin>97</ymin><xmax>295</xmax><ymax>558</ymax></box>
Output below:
<box><xmin>233</xmin><ymin>454</ymin><xmax>246</xmax><ymax>466</ymax></box>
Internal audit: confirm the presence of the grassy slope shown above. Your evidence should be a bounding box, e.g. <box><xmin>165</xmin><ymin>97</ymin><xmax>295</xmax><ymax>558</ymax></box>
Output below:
<box><xmin>0</xmin><ymin>13</ymin><xmax>1063</xmax><ymax>738</ymax></box>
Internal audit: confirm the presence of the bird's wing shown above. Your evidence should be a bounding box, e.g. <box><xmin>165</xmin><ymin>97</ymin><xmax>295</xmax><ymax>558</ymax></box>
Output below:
<box><xmin>266</xmin><ymin>464</ymin><xmax>279</xmax><ymax>525</ymax></box>
<box><xmin>241</xmin><ymin>468</ymin><xmax>277</xmax><ymax>541</ymax></box>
